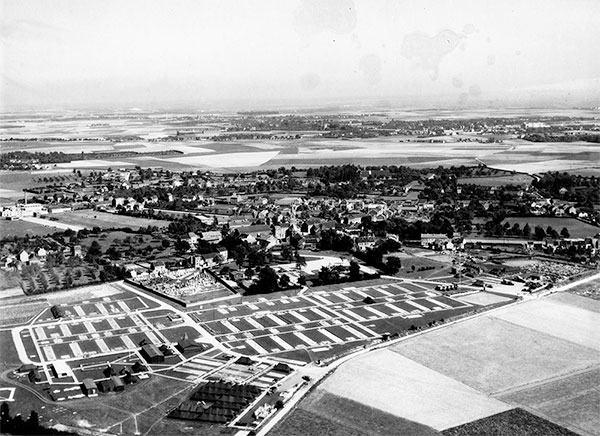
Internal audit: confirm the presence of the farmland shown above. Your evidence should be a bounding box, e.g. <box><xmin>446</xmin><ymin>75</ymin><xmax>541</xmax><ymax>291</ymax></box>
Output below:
<box><xmin>271</xmin><ymin>390</ymin><xmax>439</xmax><ymax>436</ymax></box>
<box><xmin>55</xmin><ymin>210</ymin><xmax>169</xmax><ymax>230</ymax></box>
<box><xmin>317</xmin><ymin>349</ymin><xmax>511</xmax><ymax>431</ymax></box>
<box><xmin>456</xmin><ymin>174</ymin><xmax>533</xmax><ymax>186</ymax></box>
<box><xmin>391</xmin><ymin>315</ymin><xmax>600</xmax><ymax>394</ymax></box>
<box><xmin>497</xmin><ymin>368</ymin><xmax>600</xmax><ymax>436</ymax></box>
<box><xmin>442</xmin><ymin>408</ymin><xmax>580</xmax><ymax>436</ymax></box>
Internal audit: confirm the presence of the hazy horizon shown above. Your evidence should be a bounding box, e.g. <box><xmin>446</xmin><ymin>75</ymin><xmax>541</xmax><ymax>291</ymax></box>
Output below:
<box><xmin>2</xmin><ymin>0</ymin><xmax>600</xmax><ymax>112</ymax></box>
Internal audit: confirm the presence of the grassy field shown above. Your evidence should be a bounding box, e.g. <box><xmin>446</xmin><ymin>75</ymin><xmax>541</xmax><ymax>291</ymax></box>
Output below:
<box><xmin>318</xmin><ymin>349</ymin><xmax>510</xmax><ymax>431</ymax></box>
<box><xmin>0</xmin><ymin>218</ymin><xmax>60</xmax><ymax>238</ymax></box>
<box><xmin>503</xmin><ymin>217</ymin><xmax>600</xmax><ymax>238</ymax></box>
<box><xmin>391</xmin><ymin>314</ymin><xmax>600</xmax><ymax>394</ymax></box>
<box><xmin>497</xmin><ymin>368</ymin><xmax>600</xmax><ymax>436</ymax></box>
<box><xmin>442</xmin><ymin>408</ymin><xmax>580</xmax><ymax>436</ymax></box>
<box><xmin>271</xmin><ymin>390</ymin><xmax>440</xmax><ymax>436</ymax></box>
<box><xmin>56</xmin><ymin>210</ymin><xmax>169</xmax><ymax>230</ymax></box>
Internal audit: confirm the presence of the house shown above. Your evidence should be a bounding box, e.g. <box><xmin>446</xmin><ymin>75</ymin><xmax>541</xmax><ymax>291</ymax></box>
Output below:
<box><xmin>421</xmin><ymin>233</ymin><xmax>449</xmax><ymax>248</ymax></box>
<box><xmin>272</xmin><ymin>225</ymin><xmax>288</xmax><ymax>240</ymax></box>
<box><xmin>201</xmin><ymin>231</ymin><xmax>222</xmax><ymax>243</ymax></box>
<box><xmin>72</xmin><ymin>245</ymin><xmax>83</xmax><ymax>258</ymax></box>
<box><xmin>188</xmin><ymin>232</ymin><xmax>200</xmax><ymax>246</ymax></box>
<box><xmin>81</xmin><ymin>378</ymin><xmax>98</xmax><ymax>397</ymax></box>
<box><xmin>216</xmin><ymin>247</ymin><xmax>228</xmax><ymax>263</ymax></box>
<box><xmin>237</xmin><ymin>224</ymin><xmax>271</xmax><ymax>239</ymax></box>
<box><xmin>141</xmin><ymin>344</ymin><xmax>164</xmax><ymax>364</ymax></box>
<box><xmin>18</xmin><ymin>250</ymin><xmax>29</xmax><ymax>264</ymax></box>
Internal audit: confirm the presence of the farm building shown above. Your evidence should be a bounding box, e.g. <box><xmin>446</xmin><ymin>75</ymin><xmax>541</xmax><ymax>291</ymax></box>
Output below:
<box><xmin>272</xmin><ymin>363</ymin><xmax>292</xmax><ymax>374</ymax></box>
<box><xmin>141</xmin><ymin>344</ymin><xmax>164</xmax><ymax>364</ymax></box>
<box><xmin>52</xmin><ymin>360</ymin><xmax>71</xmax><ymax>378</ymax></box>
<box><xmin>175</xmin><ymin>339</ymin><xmax>205</xmax><ymax>355</ymax></box>
<box><xmin>28</xmin><ymin>369</ymin><xmax>41</xmax><ymax>383</ymax></box>
<box><xmin>103</xmin><ymin>366</ymin><xmax>117</xmax><ymax>378</ymax></box>
<box><xmin>17</xmin><ymin>363</ymin><xmax>39</xmax><ymax>374</ymax></box>
<box><xmin>131</xmin><ymin>361</ymin><xmax>147</xmax><ymax>373</ymax></box>
<box><xmin>235</xmin><ymin>356</ymin><xmax>254</xmax><ymax>366</ymax></box>
<box><xmin>81</xmin><ymin>378</ymin><xmax>98</xmax><ymax>397</ymax></box>
<box><xmin>51</xmin><ymin>305</ymin><xmax>66</xmax><ymax>319</ymax></box>
<box><xmin>123</xmin><ymin>372</ymin><xmax>140</xmax><ymax>385</ymax></box>
<box><xmin>123</xmin><ymin>372</ymin><xmax>139</xmax><ymax>384</ymax></box>
<box><xmin>111</xmin><ymin>376</ymin><xmax>125</xmax><ymax>392</ymax></box>
<box><xmin>98</xmin><ymin>379</ymin><xmax>114</xmax><ymax>393</ymax></box>
<box><xmin>159</xmin><ymin>344</ymin><xmax>174</xmax><ymax>356</ymax></box>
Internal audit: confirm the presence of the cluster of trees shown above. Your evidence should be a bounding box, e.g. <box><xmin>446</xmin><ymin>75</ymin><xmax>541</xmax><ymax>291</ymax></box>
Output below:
<box><xmin>533</xmin><ymin>172</ymin><xmax>599</xmax><ymax>205</ymax></box>
<box><xmin>1</xmin><ymin>403</ymin><xmax>76</xmax><ymax>435</ymax></box>
<box><xmin>483</xmin><ymin>220</ymin><xmax>570</xmax><ymax>240</ymax></box>
<box><xmin>245</xmin><ymin>266</ymin><xmax>293</xmax><ymax>295</ymax></box>
<box><xmin>523</xmin><ymin>133</ymin><xmax>600</xmax><ymax>143</ymax></box>
<box><xmin>306</xmin><ymin>164</ymin><xmax>362</xmax><ymax>184</ymax></box>
<box><xmin>318</xmin><ymin>229</ymin><xmax>354</xmax><ymax>251</ymax></box>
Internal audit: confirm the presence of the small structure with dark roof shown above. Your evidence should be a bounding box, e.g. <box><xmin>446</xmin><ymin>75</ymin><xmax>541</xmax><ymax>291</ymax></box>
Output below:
<box><xmin>111</xmin><ymin>375</ymin><xmax>125</xmax><ymax>392</ymax></box>
<box><xmin>158</xmin><ymin>344</ymin><xmax>174</xmax><ymax>356</ymax></box>
<box><xmin>235</xmin><ymin>356</ymin><xmax>254</xmax><ymax>366</ymax></box>
<box><xmin>363</xmin><ymin>296</ymin><xmax>376</xmax><ymax>305</ymax></box>
<box><xmin>28</xmin><ymin>369</ymin><xmax>41</xmax><ymax>383</ymax></box>
<box><xmin>81</xmin><ymin>378</ymin><xmax>98</xmax><ymax>397</ymax></box>
<box><xmin>103</xmin><ymin>366</ymin><xmax>117</xmax><ymax>378</ymax></box>
<box><xmin>17</xmin><ymin>364</ymin><xmax>39</xmax><ymax>374</ymax></box>
<box><xmin>271</xmin><ymin>362</ymin><xmax>292</xmax><ymax>374</ymax></box>
<box><xmin>98</xmin><ymin>379</ymin><xmax>113</xmax><ymax>393</ymax></box>
<box><xmin>131</xmin><ymin>361</ymin><xmax>147</xmax><ymax>373</ymax></box>
<box><xmin>50</xmin><ymin>305</ymin><xmax>65</xmax><ymax>319</ymax></box>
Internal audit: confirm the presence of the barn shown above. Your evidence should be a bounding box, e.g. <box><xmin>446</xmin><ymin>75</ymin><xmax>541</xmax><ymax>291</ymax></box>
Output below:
<box><xmin>140</xmin><ymin>344</ymin><xmax>164</xmax><ymax>364</ymax></box>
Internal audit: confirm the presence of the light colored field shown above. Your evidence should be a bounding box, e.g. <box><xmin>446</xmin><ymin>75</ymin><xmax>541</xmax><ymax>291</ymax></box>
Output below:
<box><xmin>457</xmin><ymin>292</ymin><xmax>513</xmax><ymax>306</ymax></box>
<box><xmin>487</xmin><ymin>159</ymin><xmax>597</xmax><ymax>174</ymax></box>
<box><xmin>56</xmin><ymin>159</ymin><xmax>135</xmax><ymax>168</ymax></box>
<box><xmin>319</xmin><ymin>348</ymin><xmax>511</xmax><ymax>431</ymax></box>
<box><xmin>549</xmin><ymin>290</ymin><xmax>600</xmax><ymax>313</ymax></box>
<box><xmin>0</xmin><ymin>188</ymin><xmax>24</xmax><ymax>198</ymax></box>
<box><xmin>391</xmin><ymin>315</ymin><xmax>600</xmax><ymax>394</ymax></box>
<box><xmin>44</xmin><ymin>282</ymin><xmax>123</xmax><ymax>305</ymax></box>
<box><xmin>497</xmin><ymin>367</ymin><xmax>600</xmax><ymax>436</ymax></box>
<box><xmin>56</xmin><ymin>210</ymin><xmax>168</xmax><ymax>230</ymax></box>
<box><xmin>21</xmin><ymin>216</ymin><xmax>84</xmax><ymax>231</ymax></box>
<box><xmin>492</xmin><ymin>298</ymin><xmax>600</xmax><ymax>351</ymax></box>
<box><xmin>154</xmin><ymin>150</ymin><xmax>280</xmax><ymax>168</ymax></box>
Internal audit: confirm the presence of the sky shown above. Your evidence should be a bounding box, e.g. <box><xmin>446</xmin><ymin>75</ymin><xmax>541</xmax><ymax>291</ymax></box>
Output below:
<box><xmin>1</xmin><ymin>0</ymin><xmax>599</xmax><ymax>110</ymax></box>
